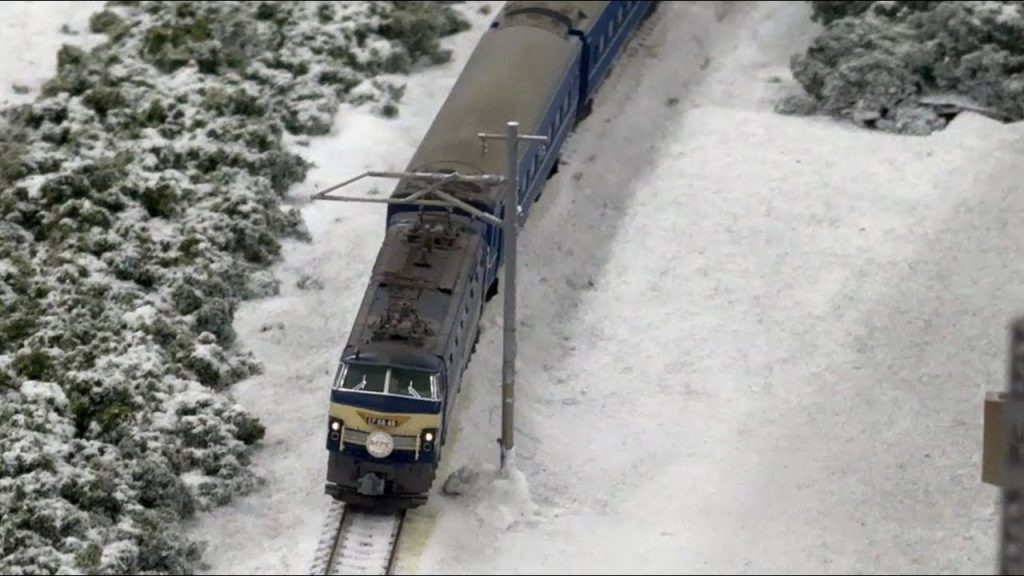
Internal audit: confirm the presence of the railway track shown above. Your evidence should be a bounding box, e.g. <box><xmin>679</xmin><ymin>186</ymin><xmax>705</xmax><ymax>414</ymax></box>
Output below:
<box><xmin>309</xmin><ymin>501</ymin><xmax>405</xmax><ymax>576</ymax></box>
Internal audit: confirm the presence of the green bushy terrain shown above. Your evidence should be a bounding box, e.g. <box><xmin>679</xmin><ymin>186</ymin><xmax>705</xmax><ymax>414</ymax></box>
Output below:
<box><xmin>780</xmin><ymin>1</ymin><xmax>1024</xmax><ymax>134</ymax></box>
<box><xmin>0</xmin><ymin>2</ymin><xmax>468</xmax><ymax>573</ymax></box>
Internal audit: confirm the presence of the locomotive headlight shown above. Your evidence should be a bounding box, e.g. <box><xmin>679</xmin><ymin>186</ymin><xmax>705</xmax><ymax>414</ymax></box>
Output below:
<box><xmin>366</xmin><ymin>431</ymin><xmax>394</xmax><ymax>458</ymax></box>
<box><xmin>420</xmin><ymin>429</ymin><xmax>438</xmax><ymax>454</ymax></box>
<box><xmin>326</xmin><ymin>418</ymin><xmax>344</xmax><ymax>450</ymax></box>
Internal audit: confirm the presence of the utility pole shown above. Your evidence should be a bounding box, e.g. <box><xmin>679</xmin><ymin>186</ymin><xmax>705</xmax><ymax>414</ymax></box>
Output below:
<box><xmin>313</xmin><ymin>121</ymin><xmax>547</xmax><ymax>471</ymax></box>
<box><xmin>478</xmin><ymin>122</ymin><xmax>548</xmax><ymax>470</ymax></box>
<box><xmin>1003</xmin><ymin>316</ymin><xmax>1024</xmax><ymax>575</ymax></box>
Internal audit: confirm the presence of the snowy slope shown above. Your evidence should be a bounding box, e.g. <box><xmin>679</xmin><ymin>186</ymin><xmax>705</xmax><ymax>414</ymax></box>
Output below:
<box><xmin>395</xmin><ymin>1</ymin><xmax>1014</xmax><ymax>574</ymax></box>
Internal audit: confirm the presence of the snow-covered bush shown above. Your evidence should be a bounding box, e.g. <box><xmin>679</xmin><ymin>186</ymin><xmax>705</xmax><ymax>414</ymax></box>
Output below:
<box><xmin>0</xmin><ymin>1</ymin><xmax>468</xmax><ymax>574</ymax></box>
<box><xmin>782</xmin><ymin>1</ymin><xmax>1024</xmax><ymax>135</ymax></box>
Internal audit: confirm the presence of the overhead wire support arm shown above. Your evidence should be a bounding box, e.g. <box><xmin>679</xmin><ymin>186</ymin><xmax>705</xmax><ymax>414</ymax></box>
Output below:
<box><xmin>477</xmin><ymin>131</ymin><xmax>549</xmax><ymax>150</ymax></box>
<box><xmin>311</xmin><ymin>169</ymin><xmax>505</xmax><ymax>227</ymax></box>
<box><xmin>313</xmin><ymin>169</ymin><xmax>505</xmax><ymax>197</ymax></box>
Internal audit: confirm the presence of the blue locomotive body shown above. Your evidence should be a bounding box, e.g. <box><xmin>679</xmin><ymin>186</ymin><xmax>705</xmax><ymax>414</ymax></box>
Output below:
<box><xmin>325</xmin><ymin>1</ymin><xmax>657</xmax><ymax>509</ymax></box>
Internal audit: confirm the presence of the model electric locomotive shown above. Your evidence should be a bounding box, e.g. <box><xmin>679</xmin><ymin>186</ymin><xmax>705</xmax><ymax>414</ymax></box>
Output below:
<box><xmin>324</xmin><ymin>0</ymin><xmax>657</xmax><ymax>509</ymax></box>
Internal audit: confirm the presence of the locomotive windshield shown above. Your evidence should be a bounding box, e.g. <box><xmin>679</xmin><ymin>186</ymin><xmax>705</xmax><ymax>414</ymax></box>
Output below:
<box><xmin>335</xmin><ymin>363</ymin><xmax>437</xmax><ymax>400</ymax></box>
<box><xmin>388</xmin><ymin>367</ymin><xmax>434</xmax><ymax>399</ymax></box>
<box><xmin>340</xmin><ymin>365</ymin><xmax>387</xmax><ymax>393</ymax></box>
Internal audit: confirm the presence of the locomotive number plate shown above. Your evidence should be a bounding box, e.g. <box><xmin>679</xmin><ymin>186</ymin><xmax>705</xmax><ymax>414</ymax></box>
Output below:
<box><xmin>358</xmin><ymin>411</ymin><xmax>409</xmax><ymax>428</ymax></box>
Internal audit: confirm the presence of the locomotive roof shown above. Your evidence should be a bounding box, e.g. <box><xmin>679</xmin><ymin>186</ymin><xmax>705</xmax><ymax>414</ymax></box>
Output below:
<box><xmin>343</xmin><ymin>212</ymin><xmax>484</xmax><ymax>369</ymax></box>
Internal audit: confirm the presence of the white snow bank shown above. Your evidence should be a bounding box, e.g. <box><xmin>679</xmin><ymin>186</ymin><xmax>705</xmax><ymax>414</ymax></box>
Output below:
<box><xmin>441</xmin><ymin>455</ymin><xmax>539</xmax><ymax>532</ymax></box>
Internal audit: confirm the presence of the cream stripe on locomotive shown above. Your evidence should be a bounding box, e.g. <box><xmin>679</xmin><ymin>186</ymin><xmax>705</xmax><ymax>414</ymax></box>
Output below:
<box><xmin>329</xmin><ymin>403</ymin><xmax>441</xmax><ymax>440</ymax></box>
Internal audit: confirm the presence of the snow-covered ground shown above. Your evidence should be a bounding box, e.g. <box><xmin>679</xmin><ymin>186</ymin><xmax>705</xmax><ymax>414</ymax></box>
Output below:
<box><xmin>402</xmin><ymin>1</ymin><xmax>1019</xmax><ymax>573</ymax></box>
<box><xmin>401</xmin><ymin>2</ymin><xmax>1014</xmax><ymax>573</ymax></box>
<box><xmin>0</xmin><ymin>1</ymin><xmax>106</xmax><ymax>106</ymax></box>
<box><xmin>2</xmin><ymin>1</ymin><xmax>1018</xmax><ymax>574</ymax></box>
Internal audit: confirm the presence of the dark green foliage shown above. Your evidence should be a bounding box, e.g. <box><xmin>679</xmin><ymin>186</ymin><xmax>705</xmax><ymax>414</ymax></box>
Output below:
<box><xmin>192</xmin><ymin>299</ymin><xmax>236</xmax><ymax>345</ymax></box>
<box><xmin>0</xmin><ymin>365</ymin><xmax>17</xmax><ymax>391</ymax></box>
<box><xmin>808</xmin><ymin>1</ymin><xmax>874</xmax><ymax>23</ymax></box>
<box><xmin>1</xmin><ymin>311</ymin><xmax>39</xmax><ymax>347</ymax></box>
<box><xmin>82</xmin><ymin>158</ymin><xmax>129</xmax><ymax>193</ymax></box>
<box><xmin>56</xmin><ymin>45</ymin><xmax>87</xmax><ymax>73</ymax></box>
<box><xmin>233</xmin><ymin>413</ymin><xmax>266</xmax><ymax>445</ymax></box>
<box><xmin>75</xmin><ymin>542</ymin><xmax>103</xmax><ymax>572</ymax></box>
<box><xmin>171</xmin><ymin>280</ymin><xmax>203</xmax><ymax>315</ymax></box>
<box><xmin>133</xmin><ymin>455</ymin><xmax>197</xmax><ymax>517</ymax></box>
<box><xmin>188</xmin><ymin>351</ymin><xmax>225</xmax><ymax>388</ymax></box>
<box><xmin>0</xmin><ymin>142</ymin><xmax>30</xmax><ymax>187</ymax></box>
<box><xmin>787</xmin><ymin>1</ymin><xmax>1024</xmax><ymax>134</ymax></box>
<box><xmin>83</xmin><ymin>87</ymin><xmax>127</xmax><ymax>117</ymax></box>
<box><xmin>66</xmin><ymin>374</ymin><xmax>137</xmax><ymax>437</ymax></box>
<box><xmin>809</xmin><ymin>0</ymin><xmax>946</xmax><ymax>24</ymax></box>
<box><xmin>255</xmin><ymin>2</ymin><xmax>278</xmax><ymax>21</ymax></box>
<box><xmin>139</xmin><ymin>181</ymin><xmax>178</xmax><ymax>218</ymax></box>
<box><xmin>142</xmin><ymin>13</ymin><xmax>212</xmax><ymax>73</ymax></box>
<box><xmin>39</xmin><ymin>173</ymin><xmax>90</xmax><ymax>206</ymax></box>
<box><xmin>130</xmin><ymin>507</ymin><xmax>203</xmax><ymax>573</ymax></box>
<box><xmin>12</xmin><ymin>349</ymin><xmax>56</xmax><ymax>381</ymax></box>
<box><xmin>89</xmin><ymin>10</ymin><xmax>129</xmax><ymax>38</ymax></box>
<box><xmin>376</xmin><ymin>1</ymin><xmax>470</xmax><ymax>67</ymax></box>
<box><xmin>141</xmin><ymin>99</ymin><xmax>167</xmax><ymax>125</ymax></box>
<box><xmin>317</xmin><ymin>2</ymin><xmax>335</xmax><ymax>23</ymax></box>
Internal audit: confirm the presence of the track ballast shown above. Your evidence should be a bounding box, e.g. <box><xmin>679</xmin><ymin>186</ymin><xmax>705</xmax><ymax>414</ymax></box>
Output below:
<box><xmin>309</xmin><ymin>501</ymin><xmax>404</xmax><ymax>575</ymax></box>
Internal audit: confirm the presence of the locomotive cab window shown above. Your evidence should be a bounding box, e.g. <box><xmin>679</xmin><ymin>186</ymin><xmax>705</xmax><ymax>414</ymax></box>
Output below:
<box><xmin>388</xmin><ymin>367</ymin><xmax>435</xmax><ymax>399</ymax></box>
<box><xmin>340</xmin><ymin>364</ymin><xmax>387</xmax><ymax>393</ymax></box>
<box><xmin>339</xmin><ymin>363</ymin><xmax>438</xmax><ymax>399</ymax></box>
